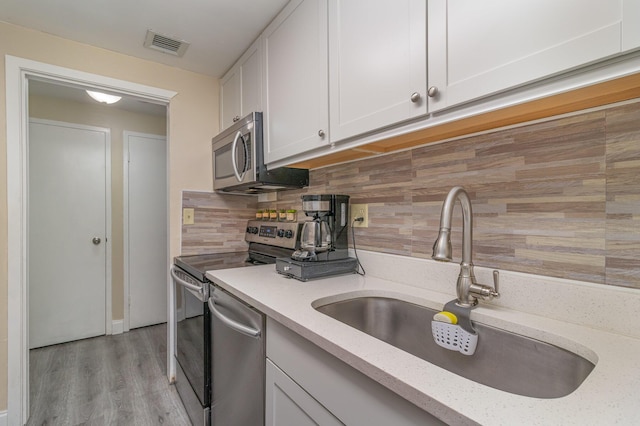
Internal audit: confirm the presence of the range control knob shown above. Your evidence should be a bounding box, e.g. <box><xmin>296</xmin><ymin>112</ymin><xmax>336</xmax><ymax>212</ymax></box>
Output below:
<box><xmin>277</xmin><ymin>229</ymin><xmax>286</xmax><ymax>238</ymax></box>
<box><xmin>284</xmin><ymin>230</ymin><xmax>294</xmax><ymax>239</ymax></box>
<box><xmin>248</xmin><ymin>227</ymin><xmax>259</xmax><ymax>234</ymax></box>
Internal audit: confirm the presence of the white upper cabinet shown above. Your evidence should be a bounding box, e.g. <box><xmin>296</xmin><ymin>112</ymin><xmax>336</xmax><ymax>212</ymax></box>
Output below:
<box><xmin>623</xmin><ymin>0</ymin><xmax>640</xmax><ymax>51</ymax></box>
<box><xmin>427</xmin><ymin>0</ymin><xmax>639</xmax><ymax>112</ymax></box>
<box><xmin>220</xmin><ymin>39</ymin><xmax>262</xmax><ymax>130</ymax></box>
<box><xmin>220</xmin><ymin>69</ymin><xmax>240</xmax><ymax>130</ymax></box>
<box><xmin>263</xmin><ymin>0</ymin><xmax>329</xmax><ymax>164</ymax></box>
<box><xmin>328</xmin><ymin>0</ymin><xmax>427</xmax><ymax>143</ymax></box>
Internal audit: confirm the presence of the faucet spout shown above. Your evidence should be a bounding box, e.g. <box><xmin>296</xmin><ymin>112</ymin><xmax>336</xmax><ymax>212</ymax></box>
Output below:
<box><xmin>432</xmin><ymin>186</ymin><xmax>473</xmax><ymax>265</ymax></box>
<box><xmin>432</xmin><ymin>186</ymin><xmax>499</xmax><ymax>307</ymax></box>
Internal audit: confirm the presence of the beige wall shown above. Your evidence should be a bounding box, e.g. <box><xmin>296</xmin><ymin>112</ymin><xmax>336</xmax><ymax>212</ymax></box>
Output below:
<box><xmin>29</xmin><ymin>95</ymin><xmax>167</xmax><ymax>321</ymax></box>
<box><xmin>1</xmin><ymin>21</ymin><xmax>219</xmax><ymax>410</ymax></box>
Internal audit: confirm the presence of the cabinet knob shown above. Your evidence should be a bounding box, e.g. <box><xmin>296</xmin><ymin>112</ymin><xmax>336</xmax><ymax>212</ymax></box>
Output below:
<box><xmin>427</xmin><ymin>86</ymin><xmax>439</xmax><ymax>98</ymax></box>
<box><xmin>232</xmin><ymin>115</ymin><xmax>240</xmax><ymax>122</ymax></box>
<box><xmin>318</xmin><ymin>130</ymin><xmax>325</xmax><ymax>138</ymax></box>
<box><xmin>410</xmin><ymin>92</ymin><xmax>421</xmax><ymax>103</ymax></box>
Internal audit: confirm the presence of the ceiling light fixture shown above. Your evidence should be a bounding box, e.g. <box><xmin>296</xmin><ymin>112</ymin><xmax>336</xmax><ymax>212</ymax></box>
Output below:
<box><xmin>86</xmin><ymin>90</ymin><xmax>122</xmax><ymax>104</ymax></box>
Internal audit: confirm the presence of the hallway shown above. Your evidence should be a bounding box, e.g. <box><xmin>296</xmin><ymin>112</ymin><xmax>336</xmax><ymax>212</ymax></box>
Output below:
<box><xmin>27</xmin><ymin>324</ymin><xmax>189</xmax><ymax>425</ymax></box>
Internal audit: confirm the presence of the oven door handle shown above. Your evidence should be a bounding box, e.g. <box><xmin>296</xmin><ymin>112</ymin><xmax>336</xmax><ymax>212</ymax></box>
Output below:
<box><xmin>208</xmin><ymin>297</ymin><xmax>261</xmax><ymax>338</ymax></box>
<box><xmin>171</xmin><ymin>267</ymin><xmax>205</xmax><ymax>295</ymax></box>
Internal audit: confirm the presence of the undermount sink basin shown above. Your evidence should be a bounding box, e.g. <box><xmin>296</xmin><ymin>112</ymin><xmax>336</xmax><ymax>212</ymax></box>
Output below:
<box><xmin>314</xmin><ymin>296</ymin><xmax>595</xmax><ymax>398</ymax></box>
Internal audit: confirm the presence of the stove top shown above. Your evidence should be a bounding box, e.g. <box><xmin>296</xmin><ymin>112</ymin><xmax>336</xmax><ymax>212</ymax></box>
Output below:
<box><xmin>174</xmin><ymin>252</ymin><xmax>252</xmax><ymax>281</ymax></box>
<box><xmin>174</xmin><ymin>220</ymin><xmax>304</xmax><ymax>281</ymax></box>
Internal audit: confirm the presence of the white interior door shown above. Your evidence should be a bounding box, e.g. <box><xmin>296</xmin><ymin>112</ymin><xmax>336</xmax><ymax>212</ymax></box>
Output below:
<box><xmin>28</xmin><ymin>119</ymin><xmax>109</xmax><ymax>349</ymax></box>
<box><xmin>125</xmin><ymin>131</ymin><xmax>167</xmax><ymax>329</ymax></box>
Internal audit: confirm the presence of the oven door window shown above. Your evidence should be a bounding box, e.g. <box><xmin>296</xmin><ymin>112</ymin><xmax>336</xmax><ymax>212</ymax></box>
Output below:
<box><xmin>176</xmin><ymin>285</ymin><xmax>210</xmax><ymax>406</ymax></box>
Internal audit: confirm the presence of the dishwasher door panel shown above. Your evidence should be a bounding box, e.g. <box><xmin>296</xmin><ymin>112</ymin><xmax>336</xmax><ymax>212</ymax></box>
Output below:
<box><xmin>210</xmin><ymin>285</ymin><xmax>265</xmax><ymax>426</ymax></box>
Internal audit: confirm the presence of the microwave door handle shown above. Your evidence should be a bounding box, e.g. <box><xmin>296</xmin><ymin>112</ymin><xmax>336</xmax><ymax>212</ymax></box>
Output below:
<box><xmin>208</xmin><ymin>297</ymin><xmax>261</xmax><ymax>338</ymax></box>
<box><xmin>231</xmin><ymin>131</ymin><xmax>247</xmax><ymax>182</ymax></box>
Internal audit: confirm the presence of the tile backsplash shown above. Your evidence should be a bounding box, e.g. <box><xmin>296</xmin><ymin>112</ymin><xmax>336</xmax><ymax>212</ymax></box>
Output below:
<box><xmin>181</xmin><ymin>191</ymin><xmax>256</xmax><ymax>255</ymax></box>
<box><xmin>183</xmin><ymin>100</ymin><xmax>639</xmax><ymax>289</ymax></box>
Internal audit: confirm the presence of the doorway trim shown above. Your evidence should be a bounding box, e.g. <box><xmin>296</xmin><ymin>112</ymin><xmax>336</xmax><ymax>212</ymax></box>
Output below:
<box><xmin>6</xmin><ymin>55</ymin><xmax>176</xmax><ymax>425</ymax></box>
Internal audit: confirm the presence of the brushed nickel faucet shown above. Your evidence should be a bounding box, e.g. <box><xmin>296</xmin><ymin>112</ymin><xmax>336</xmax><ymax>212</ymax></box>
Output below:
<box><xmin>432</xmin><ymin>186</ymin><xmax>499</xmax><ymax>307</ymax></box>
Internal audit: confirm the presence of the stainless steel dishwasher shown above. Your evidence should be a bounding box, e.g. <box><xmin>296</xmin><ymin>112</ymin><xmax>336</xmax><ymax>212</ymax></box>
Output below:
<box><xmin>208</xmin><ymin>284</ymin><xmax>265</xmax><ymax>426</ymax></box>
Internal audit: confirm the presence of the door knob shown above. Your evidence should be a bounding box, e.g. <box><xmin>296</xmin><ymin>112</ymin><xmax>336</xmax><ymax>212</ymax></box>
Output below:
<box><xmin>92</xmin><ymin>237</ymin><xmax>101</xmax><ymax>245</ymax></box>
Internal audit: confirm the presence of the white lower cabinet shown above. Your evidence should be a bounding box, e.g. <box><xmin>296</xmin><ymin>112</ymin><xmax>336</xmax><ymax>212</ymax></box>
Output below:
<box><xmin>265</xmin><ymin>318</ymin><xmax>446</xmax><ymax>426</ymax></box>
<box><xmin>266</xmin><ymin>360</ymin><xmax>343</xmax><ymax>426</ymax></box>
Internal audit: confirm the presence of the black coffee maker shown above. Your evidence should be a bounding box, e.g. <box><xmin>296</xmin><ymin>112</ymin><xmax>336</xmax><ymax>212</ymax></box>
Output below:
<box><xmin>292</xmin><ymin>194</ymin><xmax>350</xmax><ymax>261</ymax></box>
<box><xmin>276</xmin><ymin>194</ymin><xmax>358</xmax><ymax>281</ymax></box>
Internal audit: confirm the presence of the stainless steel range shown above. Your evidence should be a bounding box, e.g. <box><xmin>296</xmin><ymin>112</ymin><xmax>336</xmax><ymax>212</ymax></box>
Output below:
<box><xmin>170</xmin><ymin>220</ymin><xmax>301</xmax><ymax>426</ymax></box>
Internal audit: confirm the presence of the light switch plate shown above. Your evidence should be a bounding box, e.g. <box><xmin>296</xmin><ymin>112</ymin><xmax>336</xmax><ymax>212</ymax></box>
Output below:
<box><xmin>183</xmin><ymin>208</ymin><xmax>195</xmax><ymax>225</ymax></box>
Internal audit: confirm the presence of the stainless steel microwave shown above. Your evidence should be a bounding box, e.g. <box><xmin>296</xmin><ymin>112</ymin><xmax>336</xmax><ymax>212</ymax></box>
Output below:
<box><xmin>212</xmin><ymin>112</ymin><xmax>309</xmax><ymax>194</ymax></box>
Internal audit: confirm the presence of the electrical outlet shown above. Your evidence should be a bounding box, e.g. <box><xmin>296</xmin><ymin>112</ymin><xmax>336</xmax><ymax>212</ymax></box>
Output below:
<box><xmin>350</xmin><ymin>204</ymin><xmax>369</xmax><ymax>228</ymax></box>
<box><xmin>183</xmin><ymin>208</ymin><xmax>195</xmax><ymax>225</ymax></box>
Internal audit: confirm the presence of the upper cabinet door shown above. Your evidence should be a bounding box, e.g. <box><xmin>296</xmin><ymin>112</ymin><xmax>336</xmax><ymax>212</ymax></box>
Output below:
<box><xmin>623</xmin><ymin>0</ymin><xmax>640</xmax><ymax>51</ymax></box>
<box><xmin>220</xmin><ymin>40</ymin><xmax>262</xmax><ymax>131</ymax></box>
<box><xmin>328</xmin><ymin>0</ymin><xmax>427</xmax><ymax>143</ymax></box>
<box><xmin>263</xmin><ymin>0</ymin><xmax>329</xmax><ymax>165</ymax></box>
<box><xmin>428</xmin><ymin>0</ymin><xmax>631</xmax><ymax>112</ymax></box>
<box><xmin>241</xmin><ymin>42</ymin><xmax>262</xmax><ymax>118</ymax></box>
<box><xmin>220</xmin><ymin>66</ymin><xmax>241</xmax><ymax>130</ymax></box>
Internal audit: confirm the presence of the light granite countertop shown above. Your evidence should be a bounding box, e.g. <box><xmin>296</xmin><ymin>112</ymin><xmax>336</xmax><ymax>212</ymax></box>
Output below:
<box><xmin>206</xmin><ymin>251</ymin><xmax>640</xmax><ymax>425</ymax></box>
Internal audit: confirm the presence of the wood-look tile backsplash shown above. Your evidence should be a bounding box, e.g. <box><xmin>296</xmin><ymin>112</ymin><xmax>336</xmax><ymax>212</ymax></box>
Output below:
<box><xmin>181</xmin><ymin>191</ymin><xmax>256</xmax><ymax>255</ymax></box>
<box><xmin>183</xmin><ymin>100</ymin><xmax>640</xmax><ymax>289</ymax></box>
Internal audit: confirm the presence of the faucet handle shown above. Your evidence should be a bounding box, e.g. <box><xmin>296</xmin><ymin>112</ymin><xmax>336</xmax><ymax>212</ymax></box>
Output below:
<box><xmin>470</xmin><ymin>270</ymin><xmax>500</xmax><ymax>301</ymax></box>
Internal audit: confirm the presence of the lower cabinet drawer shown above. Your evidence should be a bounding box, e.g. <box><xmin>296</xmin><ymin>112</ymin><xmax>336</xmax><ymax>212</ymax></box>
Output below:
<box><xmin>266</xmin><ymin>359</ymin><xmax>343</xmax><ymax>426</ymax></box>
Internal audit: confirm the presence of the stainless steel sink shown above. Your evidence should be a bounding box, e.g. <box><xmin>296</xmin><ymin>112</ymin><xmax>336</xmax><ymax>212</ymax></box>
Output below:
<box><xmin>315</xmin><ymin>296</ymin><xmax>595</xmax><ymax>398</ymax></box>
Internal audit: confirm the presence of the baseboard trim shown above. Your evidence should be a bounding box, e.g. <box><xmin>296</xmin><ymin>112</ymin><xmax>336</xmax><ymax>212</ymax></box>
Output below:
<box><xmin>112</xmin><ymin>319</ymin><xmax>124</xmax><ymax>335</ymax></box>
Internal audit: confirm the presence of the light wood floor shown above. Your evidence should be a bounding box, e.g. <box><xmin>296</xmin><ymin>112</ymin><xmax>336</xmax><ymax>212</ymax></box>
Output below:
<box><xmin>28</xmin><ymin>323</ymin><xmax>191</xmax><ymax>426</ymax></box>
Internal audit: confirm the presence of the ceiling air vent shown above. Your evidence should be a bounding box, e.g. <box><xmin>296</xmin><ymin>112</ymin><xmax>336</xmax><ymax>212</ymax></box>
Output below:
<box><xmin>144</xmin><ymin>30</ymin><xmax>190</xmax><ymax>57</ymax></box>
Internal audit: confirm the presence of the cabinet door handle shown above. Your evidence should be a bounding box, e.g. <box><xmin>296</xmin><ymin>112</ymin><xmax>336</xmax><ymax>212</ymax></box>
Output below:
<box><xmin>318</xmin><ymin>129</ymin><xmax>325</xmax><ymax>138</ymax></box>
<box><xmin>410</xmin><ymin>92</ymin><xmax>421</xmax><ymax>103</ymax></box>
<box><xmin>232</xmin><ymin>115</ymin><xmax>240</xmax><ymax>122</ymax></box>
<box><xmin>428</xmin><ymin>86</ymin><xmax>439</xmax><ymax>98</ymax></box>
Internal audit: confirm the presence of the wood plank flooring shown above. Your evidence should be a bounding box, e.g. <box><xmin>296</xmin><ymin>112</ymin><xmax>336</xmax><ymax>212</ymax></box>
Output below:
<box><xmin>28</xmin><ymin>323</ymin><xmax>191</xmax><ymax>426</ymax></box>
